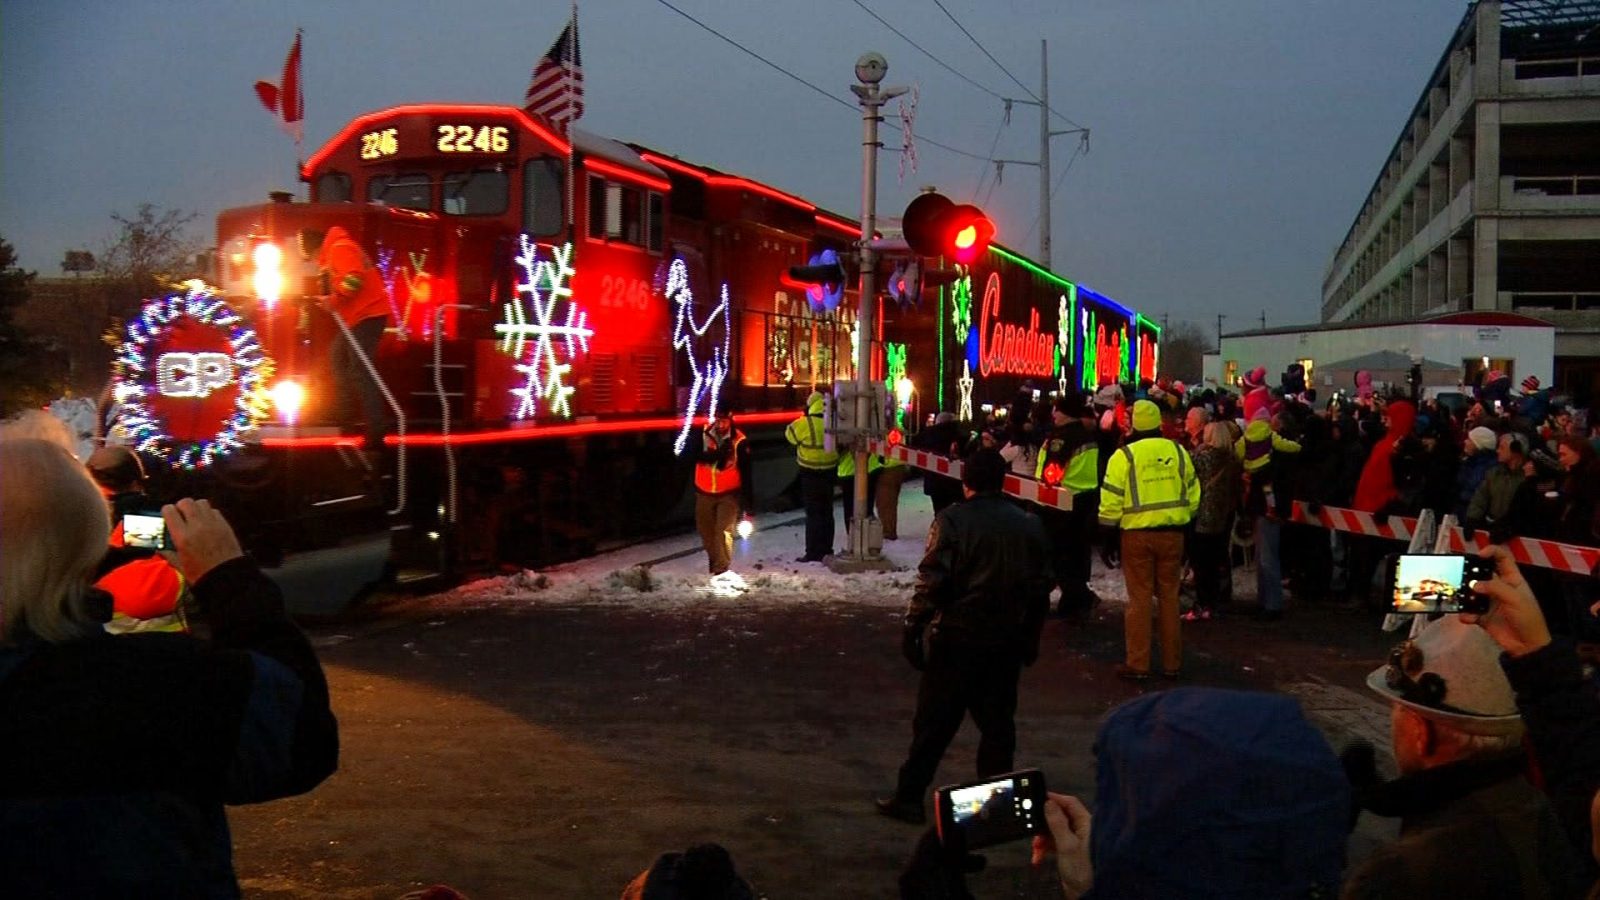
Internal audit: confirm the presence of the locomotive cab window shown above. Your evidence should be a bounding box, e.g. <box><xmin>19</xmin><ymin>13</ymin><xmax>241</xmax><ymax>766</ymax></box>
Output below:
<box><xmin>315</xmin><ymin>172</ymin><xmax>352</xmax><ymax>202</ymax></box>
<box><xmin>523</xmin><ymin>158</ymin><xmax>564</xmax><ymax>237</ymax></box>
<box><xmin>648</xmin><ymin>192</ymin><xmax>664</xmax><ymax>251</ymax></box>
<box><xmin>442</xmin><ymin>167</ymin><xmax>509</xmax><ymax>216</ymax></box>
<box><xmin>586</xmin><ymin>174</ymin><xmax>649</xmax><ymax>248</ymax></box>
<box><xmin>367</xmin><ymin>173</ymin><xmax>431</xmax><ymax>211</ymax></box>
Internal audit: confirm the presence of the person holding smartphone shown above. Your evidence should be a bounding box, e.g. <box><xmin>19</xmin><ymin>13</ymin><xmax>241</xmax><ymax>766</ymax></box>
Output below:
<box><xmin>85</xmin><ymin>445</ymin><xmax>190</xmax><ymax>633</ymax></box>
<box><xmin>0</xmin><ymin>438</ymin><xmax>339</xmax><ymax>896</ymax></box>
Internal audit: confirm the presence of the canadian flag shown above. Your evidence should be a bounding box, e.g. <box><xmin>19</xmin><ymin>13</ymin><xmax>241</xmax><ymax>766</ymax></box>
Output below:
<box><xmin>254</xmin><ymin>30</ymin><xmax>303</xmax><ymax>143</ymax></box>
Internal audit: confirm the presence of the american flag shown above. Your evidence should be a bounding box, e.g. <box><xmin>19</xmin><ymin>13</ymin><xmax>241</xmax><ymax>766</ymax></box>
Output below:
<box><xmin>524</xmin><ymin>19</ymin><xmax>583</xmax><ymax>132</ymax></box>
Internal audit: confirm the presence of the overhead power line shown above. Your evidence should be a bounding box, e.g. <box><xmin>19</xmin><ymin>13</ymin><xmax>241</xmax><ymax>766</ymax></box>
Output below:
<box><xmin>1020</xmin><ymin>134</ymin><xmax>1088</xmax><ymax>248</ymax></box>
<box><xmin>930</xmin><ymin>0</ymin><xmax>1085</xmax><ymax>131</ymax></box>
<box><xmin>850</xmin><ymin>0</ymin><xmax>1008</xmax><ymax>102</ymax></box>
<box><xmin>652</xmin><ymin>0</ymin><xmax>997</xmax><ymax>163</ymax></box>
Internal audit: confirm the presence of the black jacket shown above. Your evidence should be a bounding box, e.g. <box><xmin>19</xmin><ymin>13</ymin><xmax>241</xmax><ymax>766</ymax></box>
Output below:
<box><xmin>904</xmin><ymin>492</ymin><xmax>1052</xmax><ymax>654</ymax></box>
<box><xmin>1502</xmin><ymin>639</ymin><xmax>1600</xmax><ymax>877</ymax></box>
<box><xmin>0</xmin><ymin>558</ymin><xmax>338</xmax><ymax>898</ymax></box>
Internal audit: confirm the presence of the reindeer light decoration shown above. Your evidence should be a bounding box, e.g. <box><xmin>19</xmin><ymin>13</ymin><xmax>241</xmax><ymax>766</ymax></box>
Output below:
<box><xmin>664</xmin><ymin>257</ymin><xmax>731</xmax><ymax>455</ymax></box>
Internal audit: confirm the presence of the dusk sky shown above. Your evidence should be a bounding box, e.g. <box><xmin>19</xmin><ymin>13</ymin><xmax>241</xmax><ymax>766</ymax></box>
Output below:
<box><xmin>2</xmin><ymin>0</ymin><xmax>1470</xmax><ymax>332</ymax></box>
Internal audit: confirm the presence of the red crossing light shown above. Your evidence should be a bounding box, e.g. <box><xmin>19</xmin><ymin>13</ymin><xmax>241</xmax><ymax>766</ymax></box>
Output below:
<box><xmin>901</xmin><ymin>192</ymin><xmax>996</xmax><ymax>264</ymax></box>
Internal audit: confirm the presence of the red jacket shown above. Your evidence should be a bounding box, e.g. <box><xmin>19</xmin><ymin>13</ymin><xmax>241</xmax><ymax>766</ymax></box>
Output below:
<box><xmin>1353</xmin><ymin>401</ymin><xmax>1415</xmax><ymax>513</ymax></box>
<box><xmin>318</xmin><ymin>226</ymin><xmax>389</xmax><ymax>327</ymax></box>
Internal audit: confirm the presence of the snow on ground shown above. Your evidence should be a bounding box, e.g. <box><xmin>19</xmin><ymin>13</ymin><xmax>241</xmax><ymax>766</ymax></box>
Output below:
<box><xmin>435</xmin><ymin>487</ymin><xmax>1240</xmax><ymax>613</ymax></box>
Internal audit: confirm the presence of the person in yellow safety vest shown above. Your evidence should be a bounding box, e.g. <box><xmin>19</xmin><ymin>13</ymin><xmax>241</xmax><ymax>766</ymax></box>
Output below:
<box><xmin>876</xmin><ymin>440</ymin><xmax>909</xmax><ymax>541</ymax></box>
<box><xmin>839</xmin><ymin>445</ymin><xmax>884</xmax><ymax>545</ymax></box>
<box><xmin>786</xmin><ymin>391</ymin><xmax>839</xmax><ymax>562</ymax></box>
<box><xmin>1034</xmin><ymin>392</ymin><xmax>1102</xmax><ymax>619</ymax></box>
<box><xmin>1099</xmin><ymin>399</ymin><xmax>1200</xmax><ymax>682</ymax></box>
<box><xmin>693</xmin><ymin>409</ymin><xmax>750</xmax><ymax>576</ymax></box>
<box><xmin>299</xmin><ymin>225</ymin><xmax>391</xmax><ymax>454</ymax></box>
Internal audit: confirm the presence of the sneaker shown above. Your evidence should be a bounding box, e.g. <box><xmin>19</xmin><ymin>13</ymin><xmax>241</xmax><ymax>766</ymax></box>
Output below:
<box><xmin>1114</xmin><ymin>664</ymin><xmax>1152</xmax><ymax>682</ymax></box>
<box><xmin>795</xmin><ymin>555</ymin><xmax>825</xmax><ymax>563</ymax></box>
<box><xmin>874</xmin><ymin>796</ymin><xmax>926</xmax><ymax>824</ymax></box>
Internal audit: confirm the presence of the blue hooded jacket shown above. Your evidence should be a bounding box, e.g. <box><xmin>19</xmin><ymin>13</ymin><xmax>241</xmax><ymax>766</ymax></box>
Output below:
<box><xmin>1087</xmin><ymin>688</ymin><xmax>1350</xmax><ymax>900</ymax></box>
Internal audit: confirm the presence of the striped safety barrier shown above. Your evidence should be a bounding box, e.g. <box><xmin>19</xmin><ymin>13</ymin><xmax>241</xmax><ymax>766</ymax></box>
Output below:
<box><xmin>1289</xmin><ymin>501</ymin><xmax>1599</xmax><ymax>576</ymax></box>
<box><xmin>867</xmin><ymin>440</ymin><xmax>1075</xmax><ymax>512</ymax></box>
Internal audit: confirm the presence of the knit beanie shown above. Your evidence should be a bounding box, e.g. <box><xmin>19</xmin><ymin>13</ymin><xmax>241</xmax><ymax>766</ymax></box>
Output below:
<box><xmin>1132</xmin><ymin>399</ymin><xmax>1162</xmax><ymax>433</ymax></box>
<box><xmin>1468</xmin><ymin>426</ymin><xmax>1496</xmax><ymax>453</ymax></box>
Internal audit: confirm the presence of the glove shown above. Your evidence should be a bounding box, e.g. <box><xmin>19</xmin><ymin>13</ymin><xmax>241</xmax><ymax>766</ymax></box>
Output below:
<box><xmin>1305</xmin><ymin>501</ymin><xmax>1323</xmax><ymax>517</ymax></box>
<box><xmin>902</xmin><ymin>626</ymin><xmax>927</xmax><ymax>671</ymax></box>
<box><xmin>1372</xmin><ymin>511</ymin><xmax>1389</xmax><ymax>527</ymax></box>
<box><xmin>1488</xmin><ymin>523</ymin><xmax>1514</xmax><ymax>546</ymax></box>
<box><xmin>1461</xmin><ymin>524</ymin><xmax>1477</xmax><ymax>541</ymax></box>
<box><xmin>898</xmin><ymin>826</ymin><xmax>984</xmax><ymax>900</ymax></box>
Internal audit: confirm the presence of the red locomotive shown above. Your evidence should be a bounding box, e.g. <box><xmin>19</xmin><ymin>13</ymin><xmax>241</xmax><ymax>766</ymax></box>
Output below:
<box><xmin>112</xmin><ymin>102</ymin><xmax>1156</xmax><ymax>609</ymax></box>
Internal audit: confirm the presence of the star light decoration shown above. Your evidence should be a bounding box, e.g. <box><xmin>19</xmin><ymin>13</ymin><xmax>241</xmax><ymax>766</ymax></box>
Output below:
<box><xmin>957</xmin><ymin>360</ymin><xmax>974</xmax><ymax>422</ymax></box>
<box><xmin>884</xmin><ymin>342</ymin><xmax>908</xmax><ymax>426</ymax></box>
<box><xmin>113</xmin><ymin>284</ymin><xmax>272</xmax><ymax>469</ymax></box>
<box><xmin>495</xmin><ymin>238</ymin><xmax>593</xmax><ymax>420</ymax></box>
<box><xmin>663</xmin><ymin>257</ymin><xmax>731</xmax><ymax>455</ymax></box>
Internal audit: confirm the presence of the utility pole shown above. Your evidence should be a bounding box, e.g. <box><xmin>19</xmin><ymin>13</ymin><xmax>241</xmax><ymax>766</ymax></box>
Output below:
<box><xmin>1259</xmin><ymin>310</ymin><xmax>1267</xmax><ymax>330</ymax></box>
<box><xmin>1216</xmin><ymin>313</ymin><xmax>1226</xmax><ymax>349</ymax></box>
<box><xmin>1038</xmin><ymin>39</ymin><xmax>1050</xmax><ymax>269</ymax></box>
<box><xmin>995</xmin><ymin>39</ymin><xmax>1087</xmax><ymax>272</ymax></box>
<box><xmin>833</xmin><ymin>53</ymin><xmax>904</xmax><ymax>572</ymax></box>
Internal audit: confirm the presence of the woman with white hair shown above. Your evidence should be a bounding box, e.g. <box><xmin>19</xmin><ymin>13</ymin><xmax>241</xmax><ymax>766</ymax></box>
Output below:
<box><xmin>0</xmin><ymin>437</ymin><xmax>338</xmax><ymax>897</ymax></box>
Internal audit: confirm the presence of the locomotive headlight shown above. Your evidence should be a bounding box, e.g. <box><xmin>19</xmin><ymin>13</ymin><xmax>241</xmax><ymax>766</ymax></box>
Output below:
<box><xmin>252</xmin><ymin>242</ymin><xmax>284</xmax><ymax>307</ymax></box>
<box><xmin>269</xmin><ymin>379</ymin><xmax>306</xmax><ymax>424</ymax></box>
<box><xmin>895</xmin><ymin>376</ymin><xmax>915</xmax><ymax>410</ymax></box>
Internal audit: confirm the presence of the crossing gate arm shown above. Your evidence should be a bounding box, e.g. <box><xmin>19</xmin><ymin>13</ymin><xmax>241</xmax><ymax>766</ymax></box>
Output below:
<box><xmin>867</xmin><ymin>440</ymin><xmax>1074</xmax><ymax>512</ymax></box>
<box><xmin>1289</xmin><ymin>501</ymin><xmax>1600</xmax><ymax>576</ymax></box>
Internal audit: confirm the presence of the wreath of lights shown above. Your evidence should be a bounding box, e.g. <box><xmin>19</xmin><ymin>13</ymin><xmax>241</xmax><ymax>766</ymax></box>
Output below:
<box><xmin>495</xmin><ymin>238</ymin><xmax>593</xmax><ymax>420</ymax></box>
<box><xmin>112</xmin><ymin>285</ymin><xmax>272</xmax><ymax>469</ymax></box>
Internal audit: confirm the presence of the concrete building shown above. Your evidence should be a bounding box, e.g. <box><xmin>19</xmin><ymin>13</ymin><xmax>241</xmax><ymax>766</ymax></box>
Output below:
<box><xmin>1320</xmin><ymin>0</ymin><xmax>1600</xmax><ymax>402</ymax></box>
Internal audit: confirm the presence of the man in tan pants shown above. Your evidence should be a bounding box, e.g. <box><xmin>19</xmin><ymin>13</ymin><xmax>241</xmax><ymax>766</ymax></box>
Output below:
<box><xmin>1098</xmin><ymin>399</ymin><xmax>1200</xmax><ymax>680</ymax></box>
<box><xmin>692</xmin><ymin>410</ymin><xmax>749</xmax><ymax>575</ymax></box>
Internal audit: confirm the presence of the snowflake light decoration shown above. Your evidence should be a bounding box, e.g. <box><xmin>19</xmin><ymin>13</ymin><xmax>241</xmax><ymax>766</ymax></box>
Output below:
<box><xmin>494</xmin><ymin>238</ymin><xmax>592</xmax><ymax>419</ymax></box>
<box><xmin>663</xmin><ymin>257</ymin><xmax>731</xmax><ymax>455</ymax></box>
<box><xmin>113</xmin><ymin>284</ymin><xmax>272</xmax><ymax>469</ymax></box>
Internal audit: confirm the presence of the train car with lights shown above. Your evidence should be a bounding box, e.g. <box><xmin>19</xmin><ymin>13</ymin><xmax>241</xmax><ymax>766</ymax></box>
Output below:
<box><xmin>110</xmin><ymin>102</ymin><xmax>1156</xmax><ymax>609</ymax></box>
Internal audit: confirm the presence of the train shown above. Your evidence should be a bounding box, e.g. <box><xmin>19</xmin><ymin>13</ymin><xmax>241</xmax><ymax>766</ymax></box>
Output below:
<box><xmin>111</xmin><ymin>102</ymin><xmax>1159</xmax><ymax>610</ymax></box>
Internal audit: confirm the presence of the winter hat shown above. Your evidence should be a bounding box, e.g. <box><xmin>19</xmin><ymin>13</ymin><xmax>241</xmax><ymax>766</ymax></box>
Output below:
<box><xmin>1467</xmin><ymin>426</ymin><xmax>1497</xmax><ymax>453</ymax></box>
<box><xmin>1521</xmin><ymin>375</ymin><xmax>1541</xmax><ymax>394</ymax></box>
<box><xmin>1365</xmin><ymin>614</ymin><xmax>1521</xmax><ymax>734</ymax></box>
<box><xmin>1131</xmin><ymin>399</ymin><xmax>1162</xmax><ymax>433</ymax></box>
<box><xmin>1240</xmin><ymin>365</ymin><xmax>1268</xmax><ymax>393</ymax></box>
<box><xmin>1094</xmin><ymin>384</ymin><xmax>1122</xmax><ymax>410</ymax></box>
<box><xmin>1089</xmin><ymin>689</ymin><xmax>1349</xmax><ymax>900</ymax></box>
<box><xmin>1355</xmin><ymin>370</ymin><xmax>1374</xmax><ymax>400</ymax></box>
<box><xmin>934</xmin><ymin>411</ymin><xmax>956</xmax><ymax>424</ymax></box>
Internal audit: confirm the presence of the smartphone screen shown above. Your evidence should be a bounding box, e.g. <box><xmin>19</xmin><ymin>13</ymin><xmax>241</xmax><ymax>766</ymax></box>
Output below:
<box><xmin>1390</xmin><ymin>554</ymin><xmax>1479</xmax><ymax>614</ymax></box>
<box><xmin>122</xmin><ymin>513</ymin><xmax>168</xmax><ymax>550</ymax></box>
<box><xmin>936</xmin><ymin>769</ymin><xmax>1047</xmax><ymax>850</ymax></box>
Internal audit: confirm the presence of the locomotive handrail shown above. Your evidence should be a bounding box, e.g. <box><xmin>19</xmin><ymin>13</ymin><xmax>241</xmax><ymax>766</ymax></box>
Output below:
<box><xmin>329</xmin><ymin>313</ymin><xmax>407</xmax><ymax>516</ymax></box>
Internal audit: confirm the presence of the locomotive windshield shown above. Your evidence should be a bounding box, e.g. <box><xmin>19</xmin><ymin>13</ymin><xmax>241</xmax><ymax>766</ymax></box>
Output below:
<box><xmin>442</xmin><ymin>168</ymin><xmax>509</xmax><ymax>216</ymax></box>
<box><xmin>367</xmin><ymin>173</ymin><xmax>431</xmax><ymax>210</ymax></box>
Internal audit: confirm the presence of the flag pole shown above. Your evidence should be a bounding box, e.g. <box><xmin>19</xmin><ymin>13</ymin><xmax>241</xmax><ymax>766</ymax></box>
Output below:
<box><xmin>565</xmin><ymin>3</ymin><xmax>578</xmax><ymax>244</ymax></box>
<box><xmin>295</xmin><ymin>28</ymin><xmax>305</xmax><ymax>194</ymax></box>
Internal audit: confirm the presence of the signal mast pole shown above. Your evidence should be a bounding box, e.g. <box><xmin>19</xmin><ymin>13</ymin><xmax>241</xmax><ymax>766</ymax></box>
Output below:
<box><xmin>835</xmin><ymin>54</ymin><xmax>904</xmax><ymax>570</ymax></box>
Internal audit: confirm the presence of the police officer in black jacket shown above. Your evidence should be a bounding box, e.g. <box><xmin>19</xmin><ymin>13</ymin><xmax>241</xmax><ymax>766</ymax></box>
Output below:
<box><xmin>876</xmin><ymin>449</ymin><xmax>1053</xmax><ymax>824</ymax></box>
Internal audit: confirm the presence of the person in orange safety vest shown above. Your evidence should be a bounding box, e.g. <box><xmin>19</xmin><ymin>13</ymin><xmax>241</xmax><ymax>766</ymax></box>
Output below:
<box><xmin>299</xmin><ymin>225</ymin><xmax>391</xmax><ymax>451</ymax></box>
<box><xmin>693</xmin><ymin>409</ymin><xmax>751</xmax><ymax>576</ymax></box>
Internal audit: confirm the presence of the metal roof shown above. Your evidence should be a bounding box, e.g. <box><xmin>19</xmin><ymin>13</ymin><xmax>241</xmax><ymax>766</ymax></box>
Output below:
<box><xmin>1501</xmin><ymin>0</ymin><xmax>1600</xmax><ymax>29</ymax></box>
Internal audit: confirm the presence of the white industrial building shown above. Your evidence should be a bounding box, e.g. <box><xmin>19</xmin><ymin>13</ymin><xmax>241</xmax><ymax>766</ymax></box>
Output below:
<box><xmin>1203</xmin><ymin>311</ymin><xmax>1554</xmax><ymax>395</ymax></box>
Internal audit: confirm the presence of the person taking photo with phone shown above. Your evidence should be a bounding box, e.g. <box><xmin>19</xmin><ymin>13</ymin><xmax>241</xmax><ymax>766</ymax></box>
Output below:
<box><xmin>0</xmin><ymin>437</ymin><xmax>339</xmax><ymax>897</ymax></box>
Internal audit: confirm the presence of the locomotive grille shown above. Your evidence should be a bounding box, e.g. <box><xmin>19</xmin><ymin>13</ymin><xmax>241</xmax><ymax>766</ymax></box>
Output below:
<box><xmin>590</xmin><ymin>354</ymin><xmax>617</xmax><ymax>408</ymax></box>
<box><xmin>635</xmin><ymin>353</ymin><xmax>659</xmax><ymax>409</ymax></box>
